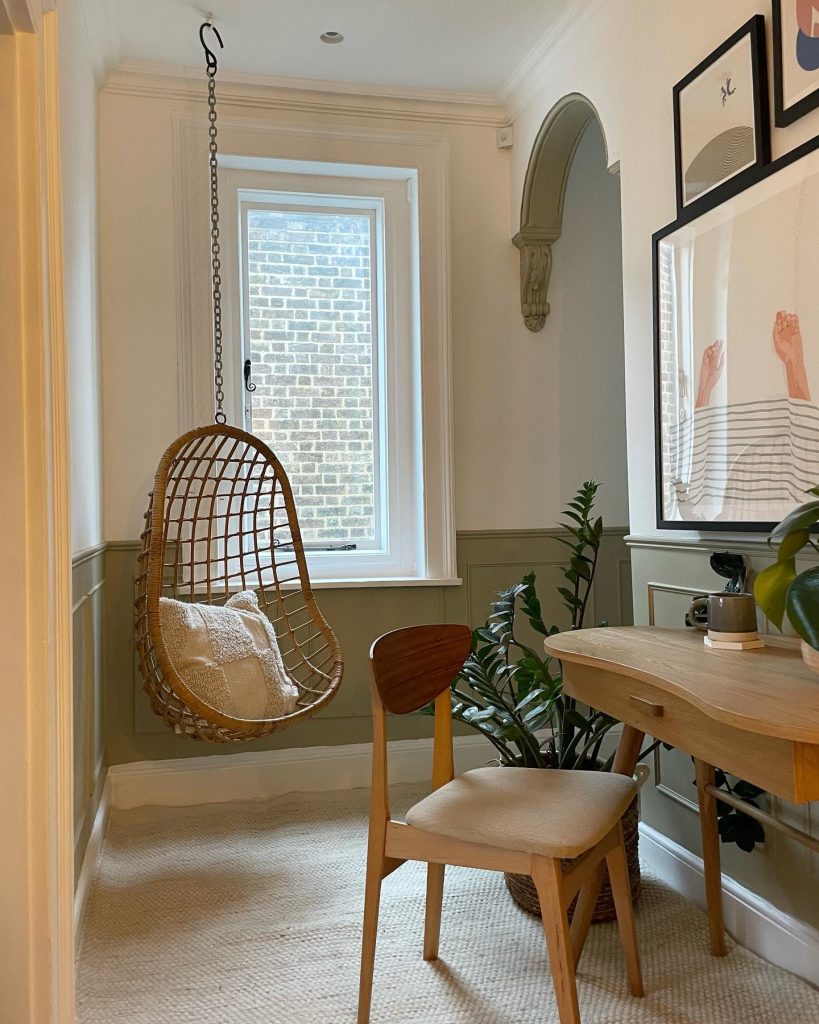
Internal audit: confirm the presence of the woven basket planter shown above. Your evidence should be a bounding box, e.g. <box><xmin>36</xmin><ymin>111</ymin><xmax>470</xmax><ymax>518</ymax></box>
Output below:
<box><xmin>504</xmin><ymin>792</ymin><xmax>641</xmax><ymax>924</ymax></box>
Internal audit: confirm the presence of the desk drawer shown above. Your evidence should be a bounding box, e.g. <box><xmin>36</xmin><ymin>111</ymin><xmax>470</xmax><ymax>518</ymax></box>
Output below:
<box><xmin>563</xmin><ymin>663</ymin><xmax>811</xmax><ymax>801</ymax></box>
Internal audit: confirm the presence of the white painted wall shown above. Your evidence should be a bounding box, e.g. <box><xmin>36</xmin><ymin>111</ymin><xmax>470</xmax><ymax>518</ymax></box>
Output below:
<box><xmin>98</xmin><ymin>79</ymin><xmax>566</xmax><ymax>539</ymax></box>
<box><xmin>507</xmin><ymin>0</ymin><xmax>819</xmax><ymax>933</ymax></box>
<box><xmin>551</xmin><ymin>119</ymin><xmax>628</xmax><ymax>526</ymax></box>
<box><xmin>60</xmin><ymin>0</ymin><xmax>104</xmax><ymax>554</ymax></box>
<box><xmin>507</xmin><ymin>0</ymin><xmax>819</xmax><ymax>544</ymax></box>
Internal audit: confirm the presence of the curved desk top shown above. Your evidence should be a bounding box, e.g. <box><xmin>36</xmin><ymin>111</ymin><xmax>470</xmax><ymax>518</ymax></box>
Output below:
<box><xmin>544</xmin><ymin>626</ymin><xmax>819</xmax><ymax>745</ymax></box>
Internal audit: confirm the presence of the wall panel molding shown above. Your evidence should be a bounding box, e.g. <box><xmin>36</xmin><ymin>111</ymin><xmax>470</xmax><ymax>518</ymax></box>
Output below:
<box><xmin>101</xmin><ymin>528</ymin><xmax>631</xmax><ymax>764</ymax></box>
<box><xmin>627</xmin><ymin>533</ymin><xmax>784</xmax><ymax>555</ymax></box>
<box><xmin>71</xmin><ymin>547</ymin><xmax>106</xmax><ymax>891</ymax></box>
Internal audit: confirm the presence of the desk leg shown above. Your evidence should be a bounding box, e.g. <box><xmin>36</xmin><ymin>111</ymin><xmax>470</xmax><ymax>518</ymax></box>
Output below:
<box><xmin>572</xmin><ymin>724</ymin><xmax>645</xmax><ymax>967</ymax></box>
<box><xmin>694</xmin><ymin>759</ymin><xmax>727</xmax><ymax>957</ymax></box>
<box><xmin>611</xmin><ymin>724</ymin><xmax>645</xmax><ymax>777</ymax></box>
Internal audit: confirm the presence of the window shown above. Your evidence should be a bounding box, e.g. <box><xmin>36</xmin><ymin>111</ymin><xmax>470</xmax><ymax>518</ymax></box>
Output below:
<box><xmin>243</xmin><ymin>199</ymin><xmax>383</xmax><ymax>551</ymax></box>
<box><xmin>218</xmin><ymin>160</ymin><xmax>439</xmax><ymax>583</ymax></box>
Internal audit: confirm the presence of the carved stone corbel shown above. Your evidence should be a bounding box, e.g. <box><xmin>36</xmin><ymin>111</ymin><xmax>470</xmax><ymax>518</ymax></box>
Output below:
<box><xmin>513</xmin><ymin>93</ymin><xmax>600</xmax><ymax>332</ymax></box>
<box><xmin>512</xmin><ymin>230</ymin><xmax>560</xmax><ymax>333</ymax></box>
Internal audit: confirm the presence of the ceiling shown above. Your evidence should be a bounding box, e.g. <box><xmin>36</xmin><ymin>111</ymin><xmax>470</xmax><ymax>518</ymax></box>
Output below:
<box><xmin>101</xmin><ymin>0</ymin><xmax>571</xmax><ymax>98</ymax></box>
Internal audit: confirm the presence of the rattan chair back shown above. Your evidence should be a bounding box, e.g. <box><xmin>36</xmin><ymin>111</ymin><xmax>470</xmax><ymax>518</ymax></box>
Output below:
<box><xmin>135</xmin><ymin>424</ymin><xmax>343</xmax><ymax>742</ymax></box>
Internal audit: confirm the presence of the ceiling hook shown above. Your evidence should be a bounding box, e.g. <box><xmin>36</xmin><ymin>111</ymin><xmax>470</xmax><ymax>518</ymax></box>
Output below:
<box><xmin>199</xmin><ymin>20</ymin><xmax>223</xmax><ymax>75</ymax></box>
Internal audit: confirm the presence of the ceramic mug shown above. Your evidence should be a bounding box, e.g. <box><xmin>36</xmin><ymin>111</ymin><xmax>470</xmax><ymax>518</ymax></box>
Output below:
<box><xmin>687</xmin><ymin>592</ymin><xmax>758</xmax><ymax>635</ymax></box>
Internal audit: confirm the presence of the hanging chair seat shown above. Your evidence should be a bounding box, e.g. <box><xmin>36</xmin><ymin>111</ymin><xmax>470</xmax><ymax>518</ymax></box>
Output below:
<box><xmin>135</xmin><ymin>424</ymin><xmax>343</xmax><ymax>743</ymax></box>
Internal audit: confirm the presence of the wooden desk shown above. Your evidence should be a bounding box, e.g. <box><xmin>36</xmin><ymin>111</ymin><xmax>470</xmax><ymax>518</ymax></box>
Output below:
<box><xmin>544</xmin><ymin>626</ymin><xmax>819</xmax><ymax>958</ymax></box>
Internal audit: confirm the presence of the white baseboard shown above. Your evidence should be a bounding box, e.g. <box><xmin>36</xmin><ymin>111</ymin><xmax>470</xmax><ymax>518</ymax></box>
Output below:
<box><xmin>639</xmin><ymin>822</ymin><xmax>819</xmax><ymax>989</ymax></box>
<box><xmin>74</xmin><ymin>775</ymin><xmax>111</xmax><ymax>936</ymax></box>
<box><xmin>108</xmin><ymin>734</ymin><xmax>497</xmax><ymax>811</ymax></box>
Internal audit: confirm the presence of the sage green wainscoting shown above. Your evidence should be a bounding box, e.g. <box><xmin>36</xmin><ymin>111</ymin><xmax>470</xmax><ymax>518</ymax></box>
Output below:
<box><xmin>630</xmin><ymin>536</ymin><xmax>819</xmax><ymax>932</ymax></box>
<box><xmin>72</xmin><ymin>545</ymin><xmax>107</xmax><ymax>885</ymax></box>
<box><xmin>102</xmin><ymin>529</ymin><xmax>632</xmax><ymax>766</ymax></box>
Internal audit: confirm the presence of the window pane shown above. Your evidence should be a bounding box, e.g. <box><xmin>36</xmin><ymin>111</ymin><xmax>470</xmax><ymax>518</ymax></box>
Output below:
<box><xmin>245</xmin><ymin>207</ymin><xmax>378</xmax><ymax>548</ymax></box>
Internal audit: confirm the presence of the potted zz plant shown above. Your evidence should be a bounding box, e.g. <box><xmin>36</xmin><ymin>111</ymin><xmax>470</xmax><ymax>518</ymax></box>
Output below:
<box><xmin>754</xmin><ymin>486</ymin><xmax>819</xmax><ymax>673</ymax></box>
<box><xmin>433</xmin><ymin>482</ymin><xmax>659</xmax><ymax>922</ymax></box>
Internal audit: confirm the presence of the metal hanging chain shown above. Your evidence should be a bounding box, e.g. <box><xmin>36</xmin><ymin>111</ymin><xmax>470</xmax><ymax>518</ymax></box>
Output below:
<box><xmin>200</xmin><ymin>22</ymin><xmax>226</xmax><ymax>424</ymax></box>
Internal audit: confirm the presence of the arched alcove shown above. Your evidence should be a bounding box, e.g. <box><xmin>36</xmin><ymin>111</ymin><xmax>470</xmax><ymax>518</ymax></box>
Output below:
<box><xmin>513</xmin><ymin>93</ymin><xmax>609</xmax><ymax>331</ymax></box>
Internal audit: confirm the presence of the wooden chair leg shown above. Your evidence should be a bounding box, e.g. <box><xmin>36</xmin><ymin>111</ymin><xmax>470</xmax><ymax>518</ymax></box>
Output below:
<box><xmin>569</xmin><ymin>861</ymin><xmax>604</xmax><ymax>969</ymax></box>
<box><xmin>695</xmin><ymin>759</ymin><xmax>727</xmax><ymax>956</ymax></box>
<box><xmin>358</xmin><ymin>852</ymin><xmax>385</xmax><ymax>1024</ymax></box>
<box><xmin>423</xmin><ymin>862</ymin><xmax>445</xmax><ymax>961</ymax></box>
<box><xmin>605</xmin><ymin>824</ymin><xmax>644</xmax><ymax>997</ymax></box>
<box><xmin>531</xmin><ymin>857</ymin><xmax>581</xmax><ymax>1024</ymax></box>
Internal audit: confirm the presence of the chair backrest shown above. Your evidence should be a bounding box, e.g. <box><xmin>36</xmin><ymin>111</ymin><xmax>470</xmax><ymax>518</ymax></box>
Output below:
<box><xmin>368</xmin><ymin>624</ymin><xmax>472</xmax><ymax>810</ymax></box>
<box><xmin>369</xmin><ymin>624</ymin><xmax>472</xmax><ymax>714</ymax></box>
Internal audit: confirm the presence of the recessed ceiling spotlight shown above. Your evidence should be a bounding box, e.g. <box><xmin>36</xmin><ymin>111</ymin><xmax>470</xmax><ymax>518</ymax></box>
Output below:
<box><xmin>320</xmin><ymin>30</ymin><xmax>344</xmax><ymax>44</ymax></box>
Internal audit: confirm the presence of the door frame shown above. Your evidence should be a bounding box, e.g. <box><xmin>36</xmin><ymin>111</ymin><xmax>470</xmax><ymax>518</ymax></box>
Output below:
<box><xmin>0</xmin><ymin>2</ymin><xmax>75</xmax><ymax>1021</ymax></box>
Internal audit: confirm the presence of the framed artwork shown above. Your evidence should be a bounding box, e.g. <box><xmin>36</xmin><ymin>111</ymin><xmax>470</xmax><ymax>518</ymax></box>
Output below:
<box><xmin>773</xmin><ymin>0</ymin><xmax>819</xmax><ymax>127</ymax></box>
<box><xmin>673</xmin><ymin>16</ymin><xmax>770</xmax><ymax>218</ymax></box>
<box><xmin>654</xmin><ymin>135</ymin><xmax>819</xmax><ymax>531</ymax></box>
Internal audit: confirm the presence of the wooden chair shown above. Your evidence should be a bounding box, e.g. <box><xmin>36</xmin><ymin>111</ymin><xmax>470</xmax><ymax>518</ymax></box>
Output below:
<box><xmin>358</xmin><ymin>624</ymin><xmax>645</xmax><ymax>1024</ymax></box>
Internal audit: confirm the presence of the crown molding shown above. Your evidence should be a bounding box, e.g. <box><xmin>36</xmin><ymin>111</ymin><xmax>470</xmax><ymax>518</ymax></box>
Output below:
<box><xmin>103</xmin><ymin>60</ymin><xmax>508</xmax><ymax>128</ymax></box>
<box><xmin>499</xmin><ymin>0</ymin><xmax>616</xmax><ymax>121</ymax></box>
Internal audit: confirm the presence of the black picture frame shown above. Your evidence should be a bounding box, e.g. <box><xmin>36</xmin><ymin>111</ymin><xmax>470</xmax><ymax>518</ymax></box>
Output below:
<box><xmin>653</xmin><ymin>129</ymin><xmax>819</xmax><ymax>532</ymax></box>
<box><xmin>673</xmin><ymin>15</ymin><xmax>770</xmax><ymax>219</ymax></box>
<box><xmin>773</xmin><ymin>0</ymin><xmax>819</xmax><ymax>127</ymax></box>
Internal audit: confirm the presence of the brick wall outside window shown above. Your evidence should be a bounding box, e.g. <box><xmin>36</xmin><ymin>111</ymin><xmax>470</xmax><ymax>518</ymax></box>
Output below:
<box><xmin>245</xmin><ymin>207</ymin><xmax>377</xmax><ymax>546</ymax></box>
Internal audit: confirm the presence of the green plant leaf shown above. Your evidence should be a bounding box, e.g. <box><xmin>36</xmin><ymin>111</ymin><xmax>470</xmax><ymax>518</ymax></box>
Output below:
<box><xmin>462</xmin><ymin>707</ymin><xmax>496</xmax><ymax>724</ymax></box>
<box><xmin>770</xmin><ymin>500</ymin><xmax>819</xmax><ymax>544</ymax></box>
<box><xmin>733</xmin><ymin>780</ymin><xmax>764</xmax><ymax>801</ymax></box>
<box><xmin>753</xmin><ymin>558</ymin><xmax>797</xmax><ymax>630</ymax></box>
<box><xmin>785</xmin><ymin>566</ymin><xmax>819</xmax><ymax>649</ymax></box>
<box><xmin>515</xmin><ymin>688</ymin><xmax>548</xmax><ymax>713</ymax></box>
<box><xmin>778</xmin><ymin>528</ymin><xmax>811</xmax><ymax>562</ymax></box>
<box><xmin>570</xmin><ymin>557</ymin><xmax>591</xmax><ymax>581</ymax></box>
<box><xmin>564</xmin><ymin>708</ymin><xmax>591</xmax><ymax>732</ymax></box>
<box><xmin>557</xmin><ymin>587</ymin><xmax>581</xmax><ymax>607</ymax></box>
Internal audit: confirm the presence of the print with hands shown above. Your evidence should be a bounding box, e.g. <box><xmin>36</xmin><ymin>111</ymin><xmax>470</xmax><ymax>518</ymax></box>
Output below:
<box><xmin>773</xmin><ymin>310</ymin><xmax>811</xmax><ymax>402</ymax></box>
<box><xmin>695</xmin><ymin>338</ymin><xmax>725</xmax><ymax>409</ymax></box>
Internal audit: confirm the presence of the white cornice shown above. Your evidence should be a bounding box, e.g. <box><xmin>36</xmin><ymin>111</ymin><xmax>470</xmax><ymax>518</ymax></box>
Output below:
<box><xmin>103</xmin><ymin>60</ymin><xmax>508</xmax><ymax>129</ymax></box>
<box><xmin>499</xmin><ymin>0</ymin><xmax>616</xmax><ymax>122</ymax></box>
<box><xmin>84</xmin><ymin>4</ymin><xmax>624</xmax><ymax>129</ymax></box>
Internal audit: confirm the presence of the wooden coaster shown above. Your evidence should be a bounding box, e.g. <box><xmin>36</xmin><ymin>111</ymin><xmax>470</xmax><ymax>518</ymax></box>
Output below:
<box><xmin>704</xmin><ymin>636</ymin><xmax>765</xmax><ymax>651</ymax></box>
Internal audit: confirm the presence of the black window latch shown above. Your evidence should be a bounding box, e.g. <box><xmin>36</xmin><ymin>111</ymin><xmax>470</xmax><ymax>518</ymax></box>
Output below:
<box><xmin>244</xmin><ymin>359</ymin><xmax>256</xmax><ymax>392</ymax></box>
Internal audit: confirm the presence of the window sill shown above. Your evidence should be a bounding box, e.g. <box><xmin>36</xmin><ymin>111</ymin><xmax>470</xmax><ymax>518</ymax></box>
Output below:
<box><xmin>305</xmin><ymin>576</ymin><xmax>463</xmax><ymax>590</ymax></box>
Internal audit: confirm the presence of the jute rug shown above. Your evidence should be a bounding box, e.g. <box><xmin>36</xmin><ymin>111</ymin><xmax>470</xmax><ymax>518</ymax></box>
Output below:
<box><xmin>76</xmin><ymin>785</ymin><xmax>819</xmax><ymax>1023</ymax></box>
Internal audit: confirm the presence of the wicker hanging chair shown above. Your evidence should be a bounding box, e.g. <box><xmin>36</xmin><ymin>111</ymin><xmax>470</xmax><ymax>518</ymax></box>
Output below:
<box><xmin>133</xmin><ymin>25</ymin><xmax>342</xmax><ymax>742</ymax></box>
<box><xmin>135</xmin><ymin>424</ymin><xmax>344</xmax><ymax>743</ymax></box>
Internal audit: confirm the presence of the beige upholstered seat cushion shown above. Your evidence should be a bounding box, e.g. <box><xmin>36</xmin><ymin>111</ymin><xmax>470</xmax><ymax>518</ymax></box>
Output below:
<box><xmin>405</xmin><ymin>766</ymin><xmax>637</xmax><ymax>859</ymax></box>
<box><xmin>159</xmin><ymin>591</ymin><xmax>299</xmax><ymax>721</ymax></box>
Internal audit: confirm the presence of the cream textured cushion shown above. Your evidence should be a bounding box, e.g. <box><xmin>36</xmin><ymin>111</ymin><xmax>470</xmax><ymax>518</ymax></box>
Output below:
<box><xmin>159</xmin><ymin>591</ymin><xmax>299</xmax><ymax>720</ymax></box>
<box><xmin>405</xmin><ymin>766</ymin><xmax>637</xmax><ymax>859</ymax></box>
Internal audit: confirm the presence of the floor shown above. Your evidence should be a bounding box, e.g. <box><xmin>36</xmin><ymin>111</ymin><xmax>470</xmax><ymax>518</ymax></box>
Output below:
<box><xmin>76</xmin><ymin>785</ymin><xmax>819</xmax><ymax>1024</ymax></box>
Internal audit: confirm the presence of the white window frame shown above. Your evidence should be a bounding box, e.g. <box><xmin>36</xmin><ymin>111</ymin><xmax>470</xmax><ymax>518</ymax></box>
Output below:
<box><xmin>239</xmin><ymin>192</ymin><xmax>388</xmax><ymax>556</ymax></box>
<box><xmin>173</xmin><ymin>117</ymin><xmax>457</xmax><ymax>586</ymax></box>
<box><xmin>221</xmin><ymin>165</ymin><xmax>419</xmax><ymax>581</ymax></box>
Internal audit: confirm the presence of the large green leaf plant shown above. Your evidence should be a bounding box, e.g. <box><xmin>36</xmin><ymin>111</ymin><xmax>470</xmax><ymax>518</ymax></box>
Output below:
<box><xmin>437</xmin><ymin>482</ymin><xmax>658</xmax><ymax>770</ymax></box>
<box><xmin>754</xmin><ymin>486</ymin><xmax>819</xmax><ymax>650</ymax></box>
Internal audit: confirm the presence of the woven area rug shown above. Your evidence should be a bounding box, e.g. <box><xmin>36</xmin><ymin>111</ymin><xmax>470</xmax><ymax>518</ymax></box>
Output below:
<box><xmin>76</xmin><ymin>785</ymin><xmax>819</xmax><ymax>1024</ymax></box>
